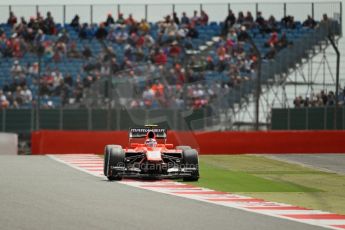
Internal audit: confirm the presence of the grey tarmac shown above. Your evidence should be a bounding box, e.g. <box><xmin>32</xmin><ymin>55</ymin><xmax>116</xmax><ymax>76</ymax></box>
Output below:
<box><xmin>265</xmin><ymin>154</ymin><xmax>345</xmax><ymax>175</ymax></box>
<box><xmin>0</xmin><ymin>155</ymin><xmax>330</xmax><ymax>230</ymax></box>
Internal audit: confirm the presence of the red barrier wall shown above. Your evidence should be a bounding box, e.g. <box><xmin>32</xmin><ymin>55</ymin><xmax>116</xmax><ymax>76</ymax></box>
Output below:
<box><xmin>31</xmin><ymin>130</ymin><xmax>345</xmax><ymax>154</ymax></box>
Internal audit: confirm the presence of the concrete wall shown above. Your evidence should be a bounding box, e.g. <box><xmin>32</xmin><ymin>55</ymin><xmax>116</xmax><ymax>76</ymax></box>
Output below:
<box><xmin>0</xmin><ymin>133</ymin><xmax>18</xmax><ymax>155</ymax></box>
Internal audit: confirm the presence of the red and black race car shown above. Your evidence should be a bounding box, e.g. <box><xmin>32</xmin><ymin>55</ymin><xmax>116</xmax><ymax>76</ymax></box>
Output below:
<box><xmin>103</xmin><ymin>125</ymin><xmax>199</xmax><ymax>181</ymax></box>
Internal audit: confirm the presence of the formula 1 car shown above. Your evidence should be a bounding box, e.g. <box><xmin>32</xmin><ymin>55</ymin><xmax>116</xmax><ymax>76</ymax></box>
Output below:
<box><xmin>103</xmin><ymin>125</ymin><xmax>199</xmax><ymax>181</ymax></box>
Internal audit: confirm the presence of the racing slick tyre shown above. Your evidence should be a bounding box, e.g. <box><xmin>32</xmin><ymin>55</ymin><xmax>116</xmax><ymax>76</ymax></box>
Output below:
<box><xmin>182</xmin><ymin>149</ymin><xmax>199</xmax><ymax>182</ymax></box>
<box><xmin>104</xmin><ymin>145</ymin><xmax>124</xmax><ymax>181</ymax></box>
<box><xmin>176</xmin><ymin>146</ymin><xmax>192</xmax><ymax>151</ymax></box>
<box><xmin>104</xmin><ymin>145</ymin><xmax>121</xmax><ymax>176</ymax></box>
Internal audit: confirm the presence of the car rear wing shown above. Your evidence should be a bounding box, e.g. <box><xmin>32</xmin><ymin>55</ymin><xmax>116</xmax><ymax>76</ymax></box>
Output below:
<box><xmin>129</xmin><ymin>128</ymin><xmax>167</xmax><ymax>139</ymax></box>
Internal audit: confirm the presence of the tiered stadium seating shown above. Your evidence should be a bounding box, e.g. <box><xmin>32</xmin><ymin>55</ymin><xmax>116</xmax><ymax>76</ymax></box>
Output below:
<box><xmin>0</xmin><ymin>16</ymin><xmax>339</xmax><ymax>109</ymax></box>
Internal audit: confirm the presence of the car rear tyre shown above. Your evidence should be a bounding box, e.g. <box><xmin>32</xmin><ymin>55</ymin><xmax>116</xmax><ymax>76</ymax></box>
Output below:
<box><xmin>104</xmin><ymin>145</ymin><xmax>124</xmax><ymax>181</ymax></box>
<box><xmin>182</xmin><ymin>149</ymin><xmax>199</xmax><ymax>182</ymax></box>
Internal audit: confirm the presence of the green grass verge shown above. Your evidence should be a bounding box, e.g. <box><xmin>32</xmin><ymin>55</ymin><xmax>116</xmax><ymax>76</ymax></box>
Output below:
<box><xmin>188</xmin><ymin>160</ymin><xmax>319</xmax><ymax>192</ymax></box>
<box><xmin>182</xmin><ymin>155</ymin><xmax>345</xmax><ymax>214</ymax></box>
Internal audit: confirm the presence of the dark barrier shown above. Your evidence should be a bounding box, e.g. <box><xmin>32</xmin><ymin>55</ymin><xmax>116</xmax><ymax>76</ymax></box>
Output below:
<box><xmin>271</xmin><ymin>107</ymin><xmax>345</xmax><ymax>130</ymax></box>
<box><xmin>32</xmin><ymin>130</ymin><xmax>345</xmax><ymax>154</ymax></box>
<box><xmin>0</xmin><ymin>108</ymin><xmax>209</xmax><ymax>132</ymax></box>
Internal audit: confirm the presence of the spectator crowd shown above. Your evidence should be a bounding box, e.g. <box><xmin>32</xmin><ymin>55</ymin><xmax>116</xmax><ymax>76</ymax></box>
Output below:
<box><xmin>293</xmin><ymin>87</ymin><xmax>345</xmax><ymax>108</ymax></box>
<box><xmin>0</xmin><ymin>8</ymin><xmax>333</xmax><ymax>110</ymax></box>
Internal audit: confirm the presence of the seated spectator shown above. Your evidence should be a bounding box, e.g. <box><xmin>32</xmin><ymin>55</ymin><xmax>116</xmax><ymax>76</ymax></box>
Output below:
<box><xmin>243</xmin><ymin>11</ymin><xmax>254</xmax><ymax>28</ymax></box>
<box><xmin>154</xmin><ymin>49</ymin><xmax>167</xmax><ymax>65</ymax></box>
<box><xmin>267</xmin><ymin>15</ymin><xmax>279</xmax><ymax>32</ymax></box>
<box><xmin>7</xmin><ymin>11</ymin><xmax>17</xmax><ymax>26</ymax></box>
<box><xmin>128</xmin><ymin>21</ymin><xmax>139</xmax><ymax>37</ymax></box>
<box><xmin>327</xmin><ymin>91</ymin><xmax>335</xmax><ymax>106</ymax></box>
<box><xmin>237</xmin><ymin>11</ymin><xmax>245</xmax><ymax>25</ymax></box>
<box><xmin>95</xmin><ymin>23</ymin><xmax>108</xmax><ymax>40</ymax></box>
<box><xmin>105</xmin><ymin>13</ymin><xmax>115</xmax><ymax>26</ymax></box>
<box><xmin>205</xmin><ymin>56</ymin><xmax>215</xmax><ymax>71</ymax></box>
<box><xmin>181</xmin><ymin>12</ymin><xmax>190</xmax><ymax>25</ymax></box>
<box><xmin>320</xmin><ymin>90</ymin><xmax>328</xmax><ymax>105</ymax></box>
<box><xmin>176</xmin><ymin>25</ymin><xmax>188</xmax><ymax>39</ymax></box>
<box><xmin>144</xmin><ymin>33</ymin><xmax>154</xmax><ymax>48</ymax></box>
<box><xmin>217</xmin><ymin>56</ymin><xmax>227</xmax><ymax>72</ymax></box>
<box><xmin>64</xmin><ymin>74</ymin><xmax>73</xmax><ymax>87</ymax></box>
<box><xmin>36</xmin><ymin>11</ymin><xmax>44</xmax><ymax>22</ymax></box>
<box><xmin>110</xmin><ymin>58</ymin><xmax>121</xmax><ymax>74</ymax></box>
<box><xmin>322</xmin><ymin>13</ymin><xmax>329</xmax><ymax>23</ymax></box>
<box><xmin>28</xmin><ymin>62</ymin><xmax>39</xmax><ymax>75</ymax></box>
<box><xmin>13</xmin><ymin>86</ymin><xmax>25</xmax><ymax>107</ymax></box>
<box><xmin>103</xmin><ymin>46</ymin><xmax>116</xmax><ymax>62</ymax></box>
<box><xmin>115</xmin><ymin>27</ymin><xmax>128</xmax><ymax>43</ymax></box>
<box><xmin>27</xmin><ymin>16</ymin><xmax>39</xmax><ymax>31</ymax></box>
<box><xmin>0</xmin><ymin>90</ymin><xmax>9</xmax><ymax>108</ymax></box>
<box><xmin>127</xmin><ymin>31</ymin><xmax>137</xmax><ymax>47</ymax></box>
<box><xmin>200</xmin><ymin>10</ymin><xmax>209</xmax><ymax>26</ymax></box>
<box><xmin>43</xmin><ymin>11</ymin><xmax>56</xmax><ymax>35</ymax></box>
<box><xmin>265</xmin><ymin>32</ymin><xmax>279</xmax><ymax>47</ymax></box>
<box><xmin>224</xmin><ymin>10</ymin><xmax>236</xmax><ymax>28</ymax></box>
<box><xmin>321</xmin><ymin>14</ymin><xmax>336</xmax><ymax>34</ymax></box>
<box><xmin>255</xmin><ymin>11</ymin><xmax>265</xmax><ymax>27</ymax></box>
<box><xmin>11</xmin><ymin>37</ymin><xmax>23</xmax><ymax>58</ymax></box>
<box><xmin>19</xmin><ymin>17</ymin><xmax>27</xmax><ymax>26</ymax></box>
<box><xmin>276</xmin><ymin>32</ymin><xmax>291</xmax><ymax>50</ymax></box>
<box><xmin>106</xmin><ymin>27</ymin><xmax>116</xmax><ymax>41</ymax></box>
<box><xmin>57</xmin><ymin>29</ymin><xmax>69</xmax><ymax>44</ymax></box>
<box><xmin>139</xmin><ymin>19</ymin><xmax>150</xmax><ymax>33</ymax></box>
<box><xmin>67</xmin><ymin>42</ymin><xmax>81</xmax><ymax>58</ymax></box>
<box><xmin>237</xmin><ymin>26</ymin><xmax>249</xmax><ymax>41</ymax></box>
<box><xmin>264</xmin><ymin>44</ymin><xmax>276</xmax><ymax>59</ymax></box>
<box><xmin>70</xmin><ymin>14</ymin><xmax>80</xmax><ymax>29</ymax></box>
<box><xmin>187</xmin><ymin>24</ymin><xmax>199</xmax><ymax>38</ymax></box>
<box><xmin>11</xmin><ymin>60</ymin><xmax>25</xmax><ymax>79</ymax></box>
<box><xmin>125</xmin><ymin>14</ymin><xmax>136</xmax><ymax>26</ymax></box>
<box><xmin>79</xmin><ymin>23</ymin><xmax>89</xmax><ymax>39</ymax></box>
<box><xmin>164</xmin><ymin>21</ymin><xmax>178</xmax><ymax>39</ymax></box>
<box><xmin>281</xmin><ymin>15</ymin><xmax>296</xmax><ymax>29</ymax></box>
<box><xmin>21</xmin><ymin>85</ymin><xmax>32</xmax><ymax>104</ymax></box>
<box><xmin>303</xmin><ymin>15</ymin><xmax>316</xmax><ymax>28</ymax></box>
<box><xmin>227</xmin><ymin>28</ymin><xmax>238</xmax><ymax>43</ymax></box>
<box><xmin>0</xmin><ymin>36</ymin><xmax>13</xmax><ymax>57</ymax></box>
<box><xmin>216</xmin><ymin>44</ymin><xmax>226</xmax><ymax>58</ymax></box>
<box><xmin>82</xmin><ymin>45</ymin><xmax>92</xmax><ymax>59</ymax></box>
<box><xmin>191</xmin><ymin>10</ymin><xmax>200</xmax><ymax>25</ymax></box>
<box><xmin>116</xmin><ymin>13</ymin><xmax>125</xmax><ymax>25</ymax></box>
<box><xmin>169</xmin><ymin>41</ymin><xmax>181</xmax><ymax>58</ymax></box>
<box><xmin>173</xmin><ymin>12</ymin><xmax>180</xmax><ymax>25</ymax></box>
<box><xmin>136</xmin><ymin>33</ymin><xmax>145</xmax><ymax>49</ymax></box>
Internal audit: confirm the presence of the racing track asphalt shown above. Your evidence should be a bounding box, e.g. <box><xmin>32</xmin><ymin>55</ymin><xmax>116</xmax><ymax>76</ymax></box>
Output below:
<box><xmin>0</xmin><ymin>155</ymin><xmax>330</xmax><ymax>230</ymax></box>
<box><xmin>265</xmin><ymin>154</ymin><xmax>345</xmax><ymax>175</ymax></box>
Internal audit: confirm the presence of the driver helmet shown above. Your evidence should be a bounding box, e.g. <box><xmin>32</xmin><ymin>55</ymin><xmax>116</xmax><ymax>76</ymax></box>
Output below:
<box><xmin>145</xmin><ymin>130</ymin><xmax>157</xmax><ymax>147</ymax></box>
<box><xmin>145</xmin><ymin>138</ymin><xmax>157</xmax><ymax>147</ymax></box>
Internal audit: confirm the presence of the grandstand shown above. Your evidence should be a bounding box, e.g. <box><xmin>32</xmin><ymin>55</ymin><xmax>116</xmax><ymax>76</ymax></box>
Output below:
<box><xmin>0</xmin><ymin>2</ymin><xmax>342</xmax><ymax>139</ymax></box>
